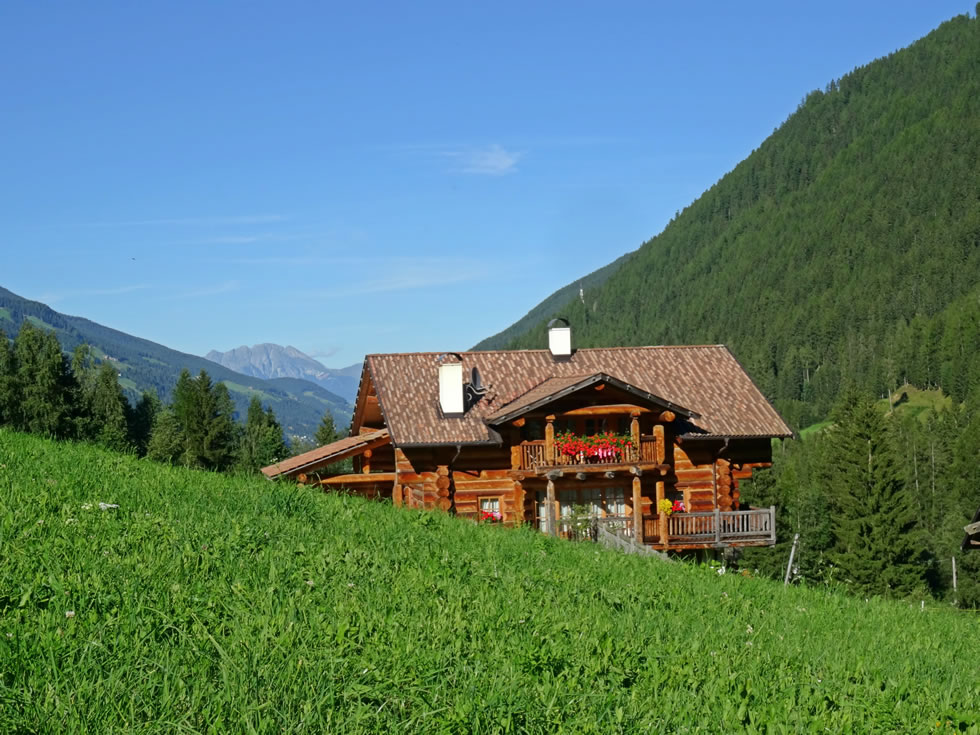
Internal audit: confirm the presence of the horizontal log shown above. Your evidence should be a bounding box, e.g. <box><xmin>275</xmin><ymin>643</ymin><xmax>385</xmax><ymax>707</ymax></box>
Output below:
<box><xmin>560</xmin><ymin>404</ymin><xmax>651</xmax><ymax>417</ymax></box>
<box><xmin>319</xmin><ymin>472</ymin><xmax>397</xmax><ymax>486</ymax></box>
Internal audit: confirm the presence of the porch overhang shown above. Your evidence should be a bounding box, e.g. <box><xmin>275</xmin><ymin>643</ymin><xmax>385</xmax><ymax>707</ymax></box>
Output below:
<box><xmin>261</xmin><ymin>428</ymin><xmax>391</xmax><ymax>481</ymax></box>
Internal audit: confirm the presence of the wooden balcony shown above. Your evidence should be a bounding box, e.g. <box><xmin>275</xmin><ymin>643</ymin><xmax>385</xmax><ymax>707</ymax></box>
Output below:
<box><xmin>543</xmin><ymin>507</ymin><xmax>776</xmax><ymax>551</ymax></box>
<box><xmin>642</xmin><ymin>507</ymin><xmax>776</xmax><ymax>549</ymax></box>
<box><xmin>519</xmin><ymin>437</ymin><xmax>660</xmax><ymax>473</ymax></box>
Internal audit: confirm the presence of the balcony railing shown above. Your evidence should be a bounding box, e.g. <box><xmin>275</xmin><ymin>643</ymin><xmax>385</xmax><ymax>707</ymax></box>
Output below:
<box><xmin>519</xmin><ymin>437</ymin><xmax>659</xmax><ymax>470</ymax></box>
<box><xmin>550</xmin><ymin>508</ymin><xmax>775</xmax><ymax>549</ymax></box>
<box><xmin>666</xmin><ymin>507</ymin><xmax>776</xmax><ymax>545</ymax></box>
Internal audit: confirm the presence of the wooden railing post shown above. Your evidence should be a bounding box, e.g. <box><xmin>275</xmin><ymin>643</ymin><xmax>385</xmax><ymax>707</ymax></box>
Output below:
<box><xmin>769</xmin><ymin>505</ymin><xmax>777</xmax><ymax>544</ymax></box>
<box><xmin>546</xmin><ymin>477</ymin><xmax>558</xmax><ymax>537</ymax></box>
<box><xmin>632</xmin><ymin>475</ymin><xmax>642</xmax><ymax>542</ymax></box>
<box><xmin>545</xmin><ymin>415</ymin><xmax>556</xmax><ymax>465</ymax></box>
<box><xmin>656</xmin><ymin>480</ymin><xmax>667</xmax><ymax>548</ymax></box>
<box><xmin>714</xmin><ymin>508</ymin><xmax>721</xmax><ymax>544</ymax></box>
<box><xmin>630</xmin><ymin>411</ymin><xmax>641</xmax><ymax>462</ymax></box>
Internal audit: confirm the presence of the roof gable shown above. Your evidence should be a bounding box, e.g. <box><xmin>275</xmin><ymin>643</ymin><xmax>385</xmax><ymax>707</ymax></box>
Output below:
<box><xmin>365</xmin><ymin>345</ymin><xmax>793</xmax><ymax>446</ymax></box>
<box><xmin>485</xmin><ymin>373</ymin><xmax>697</xmax><ymax>425</ymax></box>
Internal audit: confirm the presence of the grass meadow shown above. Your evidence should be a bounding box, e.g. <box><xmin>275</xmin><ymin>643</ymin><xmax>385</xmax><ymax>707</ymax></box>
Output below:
<box><xmin>1</xmin><ymin>428</ymin><xmax>978</xmax><ymax>733</ymax></box>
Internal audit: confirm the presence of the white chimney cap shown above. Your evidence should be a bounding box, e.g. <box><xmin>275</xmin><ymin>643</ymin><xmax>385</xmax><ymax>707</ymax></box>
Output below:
<box><xmin>438</xmin><ymin>355</ymin><xmax>465</xmax><ymax>415</ymax></box>
<box><xmin>547</xmin><ymin>318</ymin><xmax>572</xmax><ymax>357</ymax></box>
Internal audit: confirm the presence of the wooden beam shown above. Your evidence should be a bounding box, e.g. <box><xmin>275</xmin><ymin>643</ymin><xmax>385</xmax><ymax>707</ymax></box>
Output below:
<box><xmin>655</xmin><ymin>410</ymin><xmax>676</xmax><ymax>423</ymax></box>
<box><xmin>319</xmin><ymin>472</ymin><xmax>397</xmax><ymax>486</ymax></box>
<box><xmin>560</xmin><ymin>404</ymin><xmax>650</xmax><ymax>417</ymax></box>
<box><xmin>511</xmin><ymin>417</ymin><xmax>526</xmax><ymax>428</ymax></box>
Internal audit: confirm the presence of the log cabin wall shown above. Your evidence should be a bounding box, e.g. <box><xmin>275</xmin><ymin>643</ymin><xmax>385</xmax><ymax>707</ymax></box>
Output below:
<box><xmin>672</xmin><ymin>438</ymin><xmax>774</xmax><ymax>512</ymax></box>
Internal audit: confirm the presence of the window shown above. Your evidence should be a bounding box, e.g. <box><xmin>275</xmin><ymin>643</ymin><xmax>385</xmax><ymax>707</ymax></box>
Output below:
<box><xmin>535</xmin><ymin>486</ymin><xmax>629</xmax><ymax>533</ymax></box>
<box><xmin>479</xmin><ymin>496</ymin><xmax>501</xmax><ymax>522</ymax></box>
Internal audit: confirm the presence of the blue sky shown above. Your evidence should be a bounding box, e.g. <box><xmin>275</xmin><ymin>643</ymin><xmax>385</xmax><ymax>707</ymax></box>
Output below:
<box><xmin>1</xmin><ymin>1</ymin><xmax>972</xmax><ymax>368</ymax></box>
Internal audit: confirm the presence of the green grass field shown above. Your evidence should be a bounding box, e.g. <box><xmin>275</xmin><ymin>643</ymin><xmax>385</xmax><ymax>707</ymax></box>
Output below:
<box><xmin>1</xmin><ymin>429</ymin><xmax>978</xmax><ymax>733</ymax></box>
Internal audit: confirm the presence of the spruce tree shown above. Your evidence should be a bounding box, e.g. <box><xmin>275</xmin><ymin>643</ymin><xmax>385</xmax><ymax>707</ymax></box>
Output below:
<box><xmin>315</xmin><ymin>411</ymin><xmax>339</xmax><ymax>446</ymax></box>
<box><xmin>88</xmin><ymin>362</ymin><xmax>131</xmax><ymax>452</ymax></box>
<box><xmin>129</xmin><ymin>391</ymin><xmax>160</xmax><ymax>456</ymax></box>
<box><xmin>173</xmin><ymin>369</ymin><xmax>236</xmax><ymax>470</ymax></box>
<box><xmin>14</xmin><ymin>323</ymin><xmax>78</xmax><ymax>438</ymax></box>
<box><xmin>0</xmin><ymin>330</ymin><xmax>19</xmax><ymax>427</ymax></box>
<box><xmin>236</xmin><ymin>396</ymin><xmax>288</xmax><ymax>472</ymax></box>
<box><xmin>822</xmin><ymin>389</ymin><xmax>926</xmax><ymax>598</ymax></box>
<box><xmin>146</xmin><ymin>407</ymin><xmax>183</xmax><ymax>465</ymax></box>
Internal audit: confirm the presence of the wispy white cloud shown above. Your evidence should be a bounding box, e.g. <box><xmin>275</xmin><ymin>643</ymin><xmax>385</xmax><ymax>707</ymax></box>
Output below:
<box><xmin>443</xmin><ymin>144</ymin><xmax>522</xmax><ymax>175</ymax></box>
<box><xmin>184</xmin><ymin>232</ymin><xmax>310</xmax><ymax>246</ymax></box>
<box><xmin>308</xmin><ymin>346</ymin><xmax>341</xmax><ymax>360</ymax></box>
<box><xmin>78</xmin><ymin>214</ymin><xmax>288</xmax><ymax>228</ymax></box>
<box><xmin>40</xmin><ymin>284</ymin><xmax>152</xmax><ymax>304</ymax></box>
<box><xmin>389</xmin><ymin>142</ymin><xmax>523</xmax><ymax>176</ymax></box>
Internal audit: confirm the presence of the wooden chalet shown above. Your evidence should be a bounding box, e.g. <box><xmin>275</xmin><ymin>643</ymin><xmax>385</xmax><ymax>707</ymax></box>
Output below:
<box><xmin>262</xmin><ymin>322</ymin><xmax>794</xmax><ymax>552</ymax></box>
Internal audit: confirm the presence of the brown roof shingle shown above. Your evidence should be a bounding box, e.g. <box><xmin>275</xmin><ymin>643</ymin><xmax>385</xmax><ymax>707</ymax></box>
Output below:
<box><xmin>366</xmin><ymin>346</ymin><xmax>792</xmax><ymax>446</ymax></box>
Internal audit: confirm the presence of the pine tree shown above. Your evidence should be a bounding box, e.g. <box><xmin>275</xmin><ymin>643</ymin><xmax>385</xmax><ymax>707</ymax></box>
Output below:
<box><xmin>129</xmin><ymin>391</ymin><xmax>160</xmax><ymax>456</ymax></box>
<box><xmin>14</xmin><ymin>323</ymin><xmax>78</xmax><ymax>438</ymax></box>
<box><xmin>236</xmin><ymin>396</ymin><xmax>287</xmax><ymax>472</ymax></box>
<box><xmin>146</xmin><ymin>407</ymin><xmax>183</xmax><ymax>465</ymax></box>
<box><xmin>822</xmin><ymin>389</ymin><xmax>926</xmax><ymax>597</ymax></box>
<box><xmin>0</xmin><ymin>330</ymin><xmax>19</xmax><ymax>427</ymax></box>
<box><xmin>172</xmin><ymin>369</ymin><xmax>236</xmax><ymax>470</ymax></box>
<box><xmin>315</xmin><ymin>411</ymin><xmax>339</xmax><ymax>446</ymax></box>
<box><xmin>88</xmin><ymin>362</ymin><xmax>131</xmax><ymax>452</ymax></box>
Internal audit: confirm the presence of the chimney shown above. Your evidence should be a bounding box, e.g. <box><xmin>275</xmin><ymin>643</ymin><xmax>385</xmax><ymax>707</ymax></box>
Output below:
<box><xmin>547</xmin><ymin>318</ymin><xmax>572</xmax><ymax>357</ymax></box>
<box><xmin>438</xmin><ymin>354</ymin><xmax>465</xmax><ymax>416</ymax></box>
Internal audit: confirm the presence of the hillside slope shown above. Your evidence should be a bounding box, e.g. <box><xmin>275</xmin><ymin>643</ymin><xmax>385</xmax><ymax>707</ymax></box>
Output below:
<box><xmin>0</xmin><ymin>287</ymin><xmax>352</xmax><ymax>437</ymax></box>
<box><xmin>491</xmin><ymin>12</ymin><xmax>980</xmax><ymax>429</ymax></box>
<box><xmin>206</xmin><ymin>343</ymin><xmax>361</xmax><ymax>404</ymax></box>
<box><xmin>1</xmin><ymin>429</ymin><xmax>977</xmax><ymax>732</ymax></box>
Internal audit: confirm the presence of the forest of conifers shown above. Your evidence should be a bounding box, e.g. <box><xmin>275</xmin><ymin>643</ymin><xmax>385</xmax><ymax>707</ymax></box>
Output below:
<box><xmin>483</xmin><ymin>11</ymin><xmax>980</xmax><ymax>603</ymax></box>
<box><xmin>491</xmin><ymin>11</ymin><xmax>979</xmax><ymax>429</ymax></box>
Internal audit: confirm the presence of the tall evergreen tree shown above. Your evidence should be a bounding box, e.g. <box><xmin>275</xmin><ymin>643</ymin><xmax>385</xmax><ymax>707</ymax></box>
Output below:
<box><xmin>13</xmin><ymin>323</ymin><xmax>78</xmax><ymax>438</ymax></box>
<box><xmin>0</xmin><ymin>330</ymin><xmax>19</xmax><ymax>428</ymax></box>
<box><xmin>236</xmin><ymin>396</ymin><xmax>288</xmax><ymax>472</ymax></box>
<box><xmin>88</xmin><ymin>362</ymin><xmax>132</xmax><ymax>452</ymax></box>
<box><xmin>172</xmin><ymin>369</ymin><xmax>236</xmax><ymax>470</ymax></box>
<box><xmin>821</xmin><ymin>389</ymin><xmax>927</xmax><ymax>598</ymax></box>
<box><xmin>146</xmin><ymin>407</ymin><xmax>183</xmax><ymax>465</ymax></box>
<box><xmin>129</xmin><ymin>390</ymin><xmax>161</xmax><ymax>456</ymax></box>
<box><xmin>315</xmin><ymin>411</ymin><xmax>340</xmax><ymax>446</ymax></box>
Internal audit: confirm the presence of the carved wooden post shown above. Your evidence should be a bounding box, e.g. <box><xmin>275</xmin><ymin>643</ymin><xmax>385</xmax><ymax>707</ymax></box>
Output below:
<box><xmin>656</xmin><ymin>480</ymin><xmax>667</xmax><ymax>548</ymax></box>
<box><xmin>510</xmin><ymin>444</ymin><xmax>522</xmax><ymax>471</ymax></box>
<box><xmin>545</xmin><ymin>415</ymin><xmax>556</xmax><ymax>465</ymax></box>
<box><xmin>546</xmin><ymin>477</ymin><xmax>558</xmax><ymax>537</ymax></box>
<box><xmin>630</xmin><ymin>411</ymin><xmax>641</xmax><ymax>462</ymax></box>
<box><xmin>653</xmin><ymin>424</ymin><xmax>666</xmax><ymax>464</ymax></box>
<box><xmin>632</xmin><ymin>475</ymin><xmax>642</xmax><ymax>542</ymax></box>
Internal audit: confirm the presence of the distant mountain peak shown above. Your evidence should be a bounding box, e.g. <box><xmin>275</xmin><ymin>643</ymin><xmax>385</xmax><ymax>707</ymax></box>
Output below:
<box><xmin>205</xmin><ymin>343</ymin><xmax>362</xmax><ymax>404</ymax></box>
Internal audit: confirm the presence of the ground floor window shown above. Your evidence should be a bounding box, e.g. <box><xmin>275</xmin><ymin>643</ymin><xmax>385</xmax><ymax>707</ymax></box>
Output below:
<box><xmin>479</xmin><ymin>496</ymin><xmax>501</xmax><ymax>522</ymax></box>
<box><xmin>535</xmin><ymin>486</ymin><xmax>628</xmax><ymax>535</ymax></box>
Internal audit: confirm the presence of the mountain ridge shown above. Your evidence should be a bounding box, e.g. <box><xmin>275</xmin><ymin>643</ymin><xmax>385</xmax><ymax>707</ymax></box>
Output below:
<box><xmin>0</xmin><ymin>286</ymin><xmax>351</xmax><ymax>438</ymax></box>
<box><xmin>478</xmin><ymin>11</ymin><xmax>980</xmax><ymax>430</ymax></box>
<box><xmin>205</xmin><ymin>343</ymin><xmax>361</xmax><ymax>404</ymax></box>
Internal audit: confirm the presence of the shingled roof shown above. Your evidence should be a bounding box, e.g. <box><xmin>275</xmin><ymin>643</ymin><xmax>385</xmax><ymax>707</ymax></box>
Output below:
<box><xmin>261</xmin><ymin>429</ymin><xmax>390</xmax><ymax>480</ymax></box>
<box><xmin>365</xmin><ymin>345</ymin><xmax>792</xmax><ymax>446</ymax></box>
